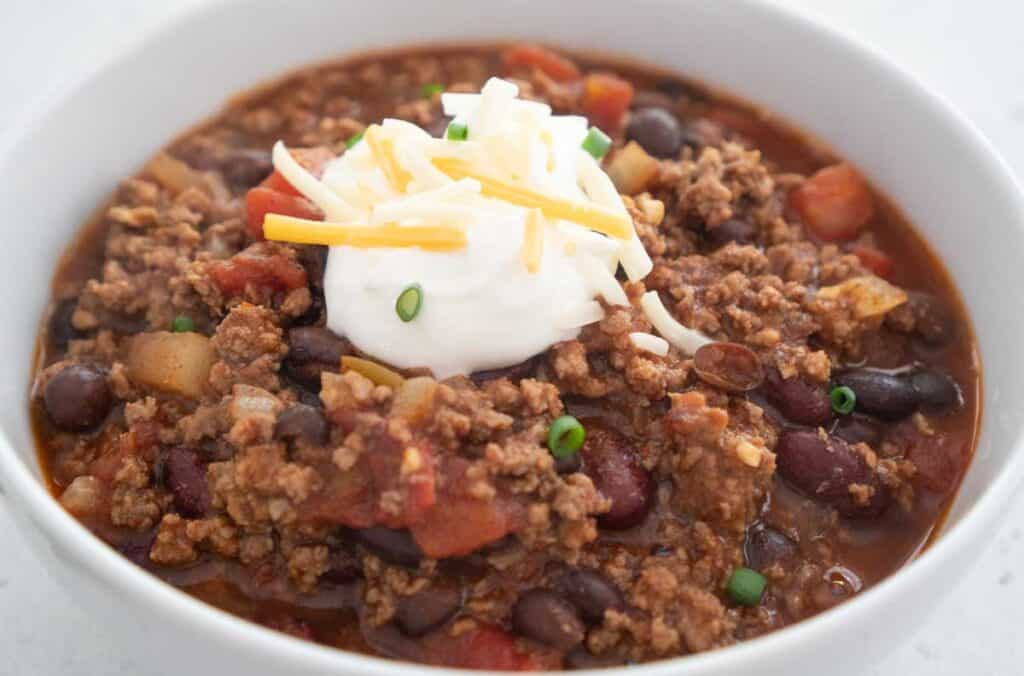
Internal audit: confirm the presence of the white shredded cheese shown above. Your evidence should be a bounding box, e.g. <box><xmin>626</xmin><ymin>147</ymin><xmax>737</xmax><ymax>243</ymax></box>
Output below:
<box><xmin>442</xmin><ymin>92</ymin><xmax>552</xmax><ymax>119</ymax></box>
<box><xmin>578</xmin><ymin>253</ymin><xmax>629</xmax><ymax>306</ymax></box>
<box><xmin>559</xmin><ymin>301</ymin><xmax>606</xmax><ymax>329</ymax></box>
<box><xmin>629</xmin><ymin>332</ymin><xmax>670</xmax><ymax>357</ymax></box>
<box><xmin>640</xmin><ymin>291</ymin><xmax>712</xmax><ymax>355</ymax></box>
<box><xmin>271</xmin><ymin>141</ymin><xmax>359</xmax><ymax>221</ymax></box>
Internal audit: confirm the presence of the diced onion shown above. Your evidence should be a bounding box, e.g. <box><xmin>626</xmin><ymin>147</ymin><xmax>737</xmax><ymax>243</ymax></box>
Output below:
<box><xmin>629</xmin><ymin>332</ymin><xmax>670</xmax><ymax>357</ymax></box>
<box><xmin>640</xmin><ymin>291</ymin><xmax>712</xmax><ymax>355</ymax></box>
<box><xmin>578</xmin><ymin>253</ymin><xmax>629</xmax><ymax>306</ymax></box>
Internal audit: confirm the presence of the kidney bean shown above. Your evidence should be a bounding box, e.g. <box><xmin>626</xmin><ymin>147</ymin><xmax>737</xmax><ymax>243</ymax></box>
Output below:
<box><xmin>834</xmin><ymin>368</ymin><xmax>918</xmax><ymax>420</ymax></box>
<box><xmin>743</xmin><ymin>524</ymin><xmax>798</xmax><ymax>570</ymax></box>
<box><xmin>354</xmin><ymin>528</ymin><xmax>423</xmax><ymax>567</ymax></box>
<box><xmin>275</xmin><ymin>404</ymin><xmax>328</xmax><ymax>446</ymax></box>
<box><xmin>625</xmin><ymin>107</ymin><xmax>682</xmax><ymax>158</ymax></box>
<box><xmin>285</xmin><ymin>326</ymin><xmax>351</xmax><ymax>389</ymax></box>
<box><xmin>43</xmin><ymin>364</ymin><xmax>113</xmax><ymax>432</ymax></box>
<box><xmin>394</xmin><ymin>586</ymin><xmax>462</xmax><ymax>637</ymax></box>
<box><xmin>909</xmin><ymin>368</ymin><xmax>962</xmax><ymax>411</ymax></box>
<box><xmin>581</xmin><ymin>426</ymin><xmax>653</xmax><ymax>530</ymax></box>
<box><xmin>511</xmin><ymin>589</ymin><xmax>585</xmax><ymax>651</ymax></box>
<box><xmin>775</xmin><ymin>430</ymin><xmax>888</xmax><ymax>517</ymax></box>
<box><xmin>693</xmin><ymin>342</ymin><xmax>764</xmax><ymax>392</ymax></box>
<box><xmin>832</xmin><ymin>414</ymin><xmax>882</xmax><ymax>446</ymax></box>
<box><xmin>564</xmin><ymin>646</ymin><xmax>625</xmax><ymax>670</ymax></box>
<box><xmin>164</xmin><ymin>446</ymin><xmax>210</xmax><ymax>518</ymax></box>
<box><xmin>557</xmin><ymin>569</ymin><xmax>624</xmax><ymax>624</ymax></box>
<box><xmin>705</xmin><ymin>218</ymin><xmax>757</xmax><ymax>249</ymax></box>
<box><xmin>761</xmin><ymin>370</ymin><xmax>832</xmax><ymax>427</ymax></box>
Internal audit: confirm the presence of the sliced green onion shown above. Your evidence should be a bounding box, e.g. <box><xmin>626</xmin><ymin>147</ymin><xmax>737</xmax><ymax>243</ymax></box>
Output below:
<box><xmin>830</xmin><ymin>385</ymin><xmax>857</xmax><ymax>415</ymax></box>
<box><xmin>421</xmin><ymin>82</ymin><xmax>444</xmax><ymax>99</ymax></box>
<box><xmin>446</xmin><ymin>120</ymin><xmax>469</xmax><ymax>141</ymax></box>
<box><xmin>727</xmin><ymin>567</ymin><xmax>766</xmax><ymax>606</ymax></box>
<box><xmin>395</xmin><ymin>283</ymin><xmax>424</xmax><ymax>322</ymax></box>
<box><xmin>345</xmin><ymin>131</ymin><xmax>364</xmax><ymax>149</ymax></box>
<box><xmin>547</xmin><ymin>415</ymin><xmax>585</xmax><ymax>458</ymax></box>
<box><xmin>171</xmin><ymin>315</ymin><xmax>195</xmax><ymax>333</ymax></box>
<box><xmin>581</xmin><ymin>126</ymin><xmax>612</xmax><ymax>159</ymax></box>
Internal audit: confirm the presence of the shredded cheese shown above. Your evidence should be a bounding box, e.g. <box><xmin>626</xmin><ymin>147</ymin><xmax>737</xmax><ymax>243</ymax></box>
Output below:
<box><xmin>271</xmin><ymin>141</ymin><xmax>357</xmax><ymax>220</ymax></box>
<box><xmin>263</xmin><ymin>214</ymin><xmax>466</xmax><ymax>251</ymax></box>
<box><xmin>364</xmin><ymin>125</ymin><xmax>412</xmax><ymax>193</ymax></box>
<box><xmin>560</xmin><ymin>301</ymin><xmax>605</xmax><ymax>329</ymax></box>
<box><xmin>578</xmin><ymin>253</ymin><xmax>629</xmax><ymax>306</ymax></box>
<box><xmin>629</xmin><ymin>332</ymin><xmax>670</xmax><ymax>357</ymax></box>
<box><xmin>640</xmin><ymin>291</ymin><xmax>712</xmax><ymax>355</ymax></box>
<box><xmin>521</xmin><ymin>209</ymin><xmax>544</xmax><ymax>274</ymax></box>
<box><xmin>431</xmin><ymin>157</ymin><xmax>632</xmax><ymax>239</ymax></box>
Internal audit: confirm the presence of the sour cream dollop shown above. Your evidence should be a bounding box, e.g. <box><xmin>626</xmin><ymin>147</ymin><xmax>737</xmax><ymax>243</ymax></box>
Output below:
<box><xmin>271</xmin><ymin>78</ymin><xmax>653</xmax><ymax>378</ymax></box>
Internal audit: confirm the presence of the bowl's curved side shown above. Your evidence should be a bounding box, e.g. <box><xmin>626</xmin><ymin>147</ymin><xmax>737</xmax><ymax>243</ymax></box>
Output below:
<box><xmin>1</xmin><ymin>1</ymin><xmax>1023</xmax><ymax>675</ymax></box>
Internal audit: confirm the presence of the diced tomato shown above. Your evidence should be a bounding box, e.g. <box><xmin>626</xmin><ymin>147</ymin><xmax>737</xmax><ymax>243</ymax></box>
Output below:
<box><xmin>502</xmin><ymin>43</ymin><xmax>581</xmax><ymax>82</ymax></box>
<box><xmin>297</xmin><ymin>462</ymin><xmax>376</xmax><ymax>528</ymax></box>
<box><xmin>258</xmin><ymin>146</ymin><xmax>336</xmax><ymax>197</ymax></box>
<box><xmin>850</xmin><ymin>244</ymin><xmax>894</xmax><ymax>279</ymax></box>
<box><xmin>365</xmin><ymin>438</ymin><xmax>436</xmax><ymax>528</ymax></box>
<box><xmin>904</xmin><ymin>430</ymin><xmax>971</xmax><ymax>495</ymax></box>
<box><xmin>789</xmin><ymin>163</ymin><xmax>875</xmax><ymax>241</ymax></box>
<box><xmin>245</xmin><ymin>187</ymin><xmax>322</xmax><ymax>239</ymax></box>
<box><xmin>582</xmin><ymin>72</ymin><xmax>634</xmax><ymax>132</ymax></box>
<box><xmin>207</xmin><ymin>245</ymin><xmax>308</xmax><ymax>296</ymax></box>
<box><xmin>411</xmin><ymin>492</ymin><xmax>523</xmax><ymax>558</ymax></box>
<box><xmin>425</xmin><ymin>626</ymin><xmax>552</xmax><ymax>671</ymax></box>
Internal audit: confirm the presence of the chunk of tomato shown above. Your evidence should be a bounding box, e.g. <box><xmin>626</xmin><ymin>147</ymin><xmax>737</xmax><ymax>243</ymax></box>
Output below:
<box><xmin>502</xmin><ymin>44</ymin><xmax>581</xmax><ymax>83</ymax></box>
<box><xmin>426</xmin><ymin>626</ymin><xmax>551</xmax><ymax>671</ymax></box>
<box><xmin>582</xmin><ymin>72</ymin><xmax>634</xmax><ymax>132</ymax></box>
<box><xmin>259</xmin><ymin>146</ymin><xmax>336</xmax><ymax>197</ymax></box>
<box><xmin>850</xmin><ymin>244</ymin><xmax>894</xmax><ymax>279</ymax></box>
<box><xmin>245</xmin><ymin>187</ymin><xmax>322</xmax><ymax>239</ymax></box>
<box><xmin>789</xmin><ymin>163</ymin><xmax>875</xmax><ymax>241</ymax></box>
<box><xmin>207</xmin><ymin>245</ymin><xmax>308</xmax><ymax>296</ymax></box>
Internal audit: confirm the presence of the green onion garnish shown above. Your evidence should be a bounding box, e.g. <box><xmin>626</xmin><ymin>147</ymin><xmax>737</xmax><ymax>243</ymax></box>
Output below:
<box><xmin>727</xmin><ymin>567</ymin><xmax>767</xmax><ymax>606</ymax></box>
<box><xmin>581</xmin><ymin>126</ymin><xmax>612</xmax><ymax>159</ymax></box>
<box><xmin>421</xmin><ymin>82</ymin><xmax>444</xmax><ymax>99</ymax></box>
<box><xmin>345</xmin><ymin>131</ymin><xmax>364</xmax><ymax>149</ymax></box>
<box><xmin>830</xmin><ymin>385</ymin><xmax>856</xmax><ymax>415</ymax></box>
<box><xmin>395</xmin><ymin>283</ymin><xmax>424</xmax><ymax>322</ymax></box>
<box><xmin>547</xmin><ymin>415</ymin><xmax>585</xmax><ymax>458</ymax></box>
<box><xmin>171</xmin><ymin>315</ymin><xmax>195</xmax><ymax>333</ymax></box>
<box><xmin>446</xmin><ymin>120</ymin><xmax>469</xmax><ymax>141</ymax></box>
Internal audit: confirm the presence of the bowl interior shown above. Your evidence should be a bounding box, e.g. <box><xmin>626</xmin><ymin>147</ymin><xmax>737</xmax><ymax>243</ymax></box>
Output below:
<box><xmin>1</xmin><ymin>0</ymin><xmax>1023</xmax><ymax>673</ymax></box>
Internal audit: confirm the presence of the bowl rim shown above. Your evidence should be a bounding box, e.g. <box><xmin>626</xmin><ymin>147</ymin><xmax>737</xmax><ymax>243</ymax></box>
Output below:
<box><xmin>2</xmin><ymin>0</ymin><xmax>1024</xmax><ymax>674</ymax></box>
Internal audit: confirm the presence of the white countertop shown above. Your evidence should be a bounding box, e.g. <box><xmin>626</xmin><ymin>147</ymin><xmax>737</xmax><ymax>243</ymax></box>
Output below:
<box><xmin>1</xmin><ymin>1</ymin><xmax>1022</xmax><ymax>674</ymax></box>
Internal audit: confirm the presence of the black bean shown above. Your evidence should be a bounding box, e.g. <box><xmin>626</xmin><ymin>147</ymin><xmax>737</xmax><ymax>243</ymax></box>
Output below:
<box><xmin>705</xmin><ymin>218</ymin><xmax>757</xmax><ymax>249</ymax></box>
<box><xmin>221</xmin><ymin>148</ymin><xmax>273</xmax><ymax>188</ymax></box>
<box><xmin>557</xmin><ymin>569</ymin><xmax>624</xmax><ymax>624</ymax></box>
<box><xmin>287</xmin><ymin>326</ymin><xmax>348</xmax><ymax>364</ymax></box>
<box><xmin>564</xmin><ymin>646</ymin><xmax>625</xmax><ymax>670</ymax></box>
<box><xmin>275</xmin><ymin>404</ymin><xmax>328</xmax><ymax>446</ymax></box>
<box><xmin>743</xmin><ymin>525</ymin><xmax>798</xmax><ymax>570</ymax></box>
<box><xmin>582</xmin><ymin>426</ymin><xmax>653</xmax><ymax>530</ymax></box>
<box><xmin>832</xmin><ymin>414</ymin><xmax>882</xmax><ymax>446</ymax></box>
<box><xmin>511</xmin><ymin>589</ymin><xmax>585</xmax><ymax>650</ymax></box>
<box><xmin>762</xmin><ymin>370</ymin><xmax>832</xmax><ymax>427</ymax></box>
<box><xmin>354</xmin><ymin>528</ymin><xmax>423</xmax><ymax>567</ymax></box>
<box><xmin>630</xmin><ymin>90</ymin><xmax>675</xmax><ymax>111</ymax></box>
<box><xmin>834</xmin><ymin>369</ymin><xmax>918</xmax><ymax>420</ymax></box>
<box><xmin>554</xmin><ymin>452</ymin><xmax>582</xmax><ymax>475</ymax></box>
<box><xmin>394</xmin><ymin>587</ymin><xmax>462</xmax><ymax>637</ymax></box>
<box><xmin>43</xmin><ymin>364</ymin><xmax>113</xmax><ymax>432</ymax></box>
<box><xmin>321</xmin><ymin>547</ymin><xmax>361</xmax><ymax>584</ymax></box>
<box><xmin>164</xmin><ymin>446</ymin><xmax>210</xmax><ymax>518</ymax></box>
<box><xmin>625</xmin><ymin>108</ymin><xmax>682</xmax><ymax>158</ymax></box>
<box><xmin>909</xmin><ymin>368</ymin><xmax>962</xmax><ymax>411</ymax></box>
<box><xmin>775</xmin><ymin>430</ymin><xmax>888</xmax><ymax>518</ymax></box>
<box><xmin>48</xmin><ymin>299</ymin><xmax>84</xmax><ymax>350</ymax></box>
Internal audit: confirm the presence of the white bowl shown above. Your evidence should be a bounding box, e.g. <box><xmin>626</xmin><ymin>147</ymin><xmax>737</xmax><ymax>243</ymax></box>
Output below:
<box><xmin>2</xmin><ymin>1</ymin><xmax>1022</xmax><ymax>674</ymax></box>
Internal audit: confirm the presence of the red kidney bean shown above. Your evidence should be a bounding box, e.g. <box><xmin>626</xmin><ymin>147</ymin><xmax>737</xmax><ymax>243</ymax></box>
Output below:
<box><xmin>164</xmin><ymin>446</ymin><xmax>211</xmax><ymax>518</ymax></box>
<box><xmin>693</xmin><ymin>342</ymin><xmax>764</xmax><ymax>392</ymax></box>
<box><xmin>775</xmin><ymin>430</ymin><xmax>888</xmax><ymax>518</ymax></box>
<box><xmin>626</xmin><ymin>107</ymin><xmax>682</xmax><ymax>158</ymax></box>
<box><xmin>581</xmin><ymin>426</ymin><xmax>653</xmax><ymax>530</ymax></box>
<box><xmin>743</xmin><ymin>524</ymin><xmax>798</xmax><ymax>570</ymax></box>
<box><xmin>511</xmin><ymin>589</ymin><xmax>585</xmax><ymax>651</ymax></box>
<box><xmin>275</xmin><ymin>404</ymin><xmax>328</xmax><ymax>446</ymax></box>
<box><xmin>557</xmin><ymin>569</ymin><xmax>624</xmax><ymax>624</ymax></box>
<box><xmin>705</xmin><ymin>218</ymin><xmax>757</xmax><ymax>249</ymax></box>
<box><xmin>564</xmin><ymin>646</ymin><xmax>626</xmax><ymax>670</ymax></box>
<box><xmin>394</xmin><ymin>586</ymin><xmax>462</xmax><ymax>637</ymax></box>
<box><xmin>832</xmin><ymin>414</ymin><xmax>882</xmax><ymax>447</ymax></box>
<box><xmin>762</xmin><ymin>369</ymin><xmax>832</xmax><ymax>427</ymax></box>
<box><xmin>43</xmin><ymin>364</ymin><xmax>113</xmax><ymax>432</ymax></box>
<box><xmin>909</xmin><ymin>368</ymin><xmax>962</xmax><ymax>411</ymax></box>
<box><xmin>354</xmin><ymin>528</ymin><xmax>423</xmax><ymax>567</ymax></box>
<box><xmin>834</xmin><ymin>369</ymin><xmax>918</xmax><ymax>420</ymax></box>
